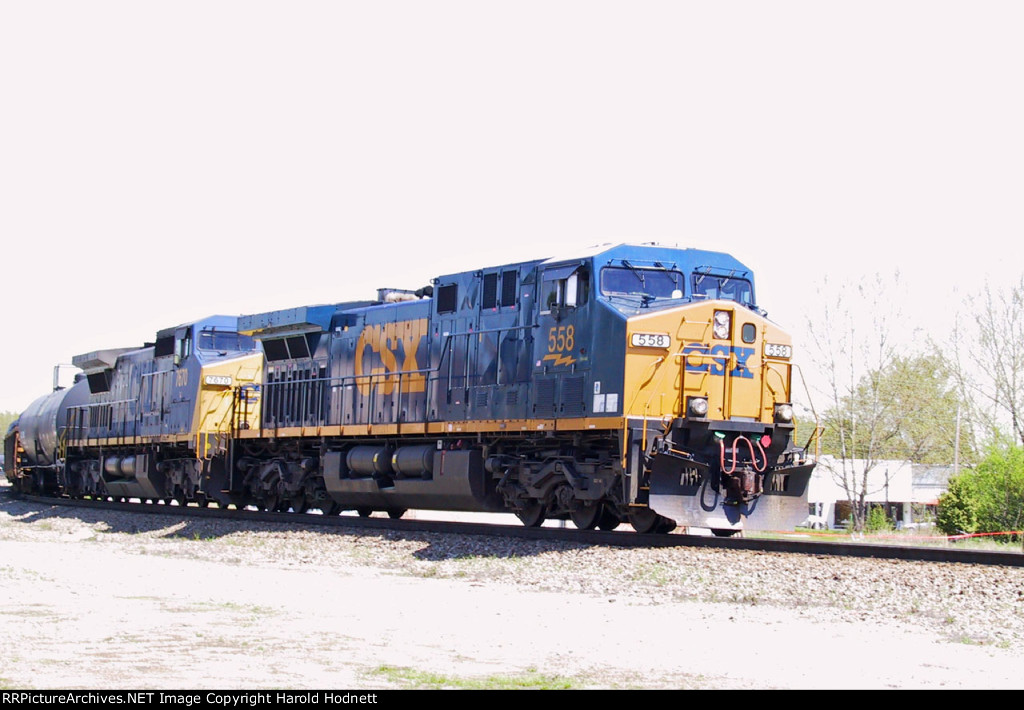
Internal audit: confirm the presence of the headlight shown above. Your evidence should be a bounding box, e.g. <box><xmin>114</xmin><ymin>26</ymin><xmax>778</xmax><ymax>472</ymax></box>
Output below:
<box><xmin>774</xmin><ymin>403</ymin><xmax>794</xmax><ymax>423</ymax></box>
<box><xmin>687</xmin><ymin>396</ymin><xmax>709</xmax><ymax>418</ymax></box>
<box><xmin>764</xmin><ymin>343</ymin><xmax>793</xmax><ymax>359</ymax></box>
<box><xmin>713</xmin><ymin>310</ymin><xmax>731</xmax><ymax>340</ymax></box>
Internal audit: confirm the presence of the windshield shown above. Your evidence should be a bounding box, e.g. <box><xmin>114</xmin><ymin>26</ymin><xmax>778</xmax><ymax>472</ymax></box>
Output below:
<box><xmin>600</xmin><ymin>267</ymin><xmax>685</xmax><ymax>301</ymax></box>
<box><xmin>198</xmin><ymin>330</ymin><xmax>256</xmax><ymax>352</ymax></box>
<box><xmin>691</xmin><ymin>273</ymin><xmax>754</xmax><ymax>306</ymax></box>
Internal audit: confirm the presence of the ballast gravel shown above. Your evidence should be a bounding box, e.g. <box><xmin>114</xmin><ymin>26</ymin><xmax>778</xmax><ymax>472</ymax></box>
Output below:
<box><xmin>1</xmin><ymin>484</ymin><xmax>1022</xmax><ymax>689</ymax></box>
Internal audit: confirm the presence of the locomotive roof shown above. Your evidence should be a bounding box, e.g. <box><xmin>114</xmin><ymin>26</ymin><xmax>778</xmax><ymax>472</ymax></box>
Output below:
<box><xmin>238</xmin><ymin>301</ymin><xmax>377</xmax><ymax>336</ymax></box>
<box><xmin>71</xmin><ymin>316</ymin><xmax>249</xmax><ymax>372</ymax></box>
<box><xmin>155</xmin><ymin>314</ymin><xmax>245</xmax><ymax>340</ymax></box>
<box><xmin>539</xmin><ymin>242</ymin><xmax>753</xmax><ymax>276</ymax></box>
<box><xmin>237</xmin><ymin>243</ymin><xmax>758</xmax><ymax>335</ymax></box>
<box><xmin>433</xmin><ymin>242</ymin><xmax>754</xmax><ymax>284</ymax></box>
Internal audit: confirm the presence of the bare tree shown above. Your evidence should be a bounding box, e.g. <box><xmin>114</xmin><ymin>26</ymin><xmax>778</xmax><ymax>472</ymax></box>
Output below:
<box><xmin>949</xmin><ymin>277</ymin><xmax>1024</xmax><ymax>447</ymax></box>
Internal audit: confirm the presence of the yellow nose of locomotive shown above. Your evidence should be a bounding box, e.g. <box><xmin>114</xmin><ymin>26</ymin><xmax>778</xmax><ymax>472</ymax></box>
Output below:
<box><xmin>623</xmin><ymin>300</ymin><xmax>794</xmax><ymax>425</ymax></box>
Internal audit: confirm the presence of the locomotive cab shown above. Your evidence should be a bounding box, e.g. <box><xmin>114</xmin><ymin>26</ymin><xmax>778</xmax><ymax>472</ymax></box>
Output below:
<box><xmin>526</xmin><ymin>244</ymin><xmax>812</xmax><ymax>532</ymax></box>
<box><xmin>603</xmin><ymin>250</ymin><xmax>812</xmax><ymax>533</ymax></box>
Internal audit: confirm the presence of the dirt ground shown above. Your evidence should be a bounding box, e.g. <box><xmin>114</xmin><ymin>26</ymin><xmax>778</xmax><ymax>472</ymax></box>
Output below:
<box><xmin>1</xmin><ymin>495</ymin><xmax>1022</xmax><ymax>689</ymax></box>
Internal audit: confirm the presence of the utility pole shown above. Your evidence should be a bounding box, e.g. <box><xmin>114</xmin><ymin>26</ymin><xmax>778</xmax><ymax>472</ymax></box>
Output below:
<box><xmin>954</xmin><ymin>403</ymin><xmax>961</xmax><ymax>478</ymax></box>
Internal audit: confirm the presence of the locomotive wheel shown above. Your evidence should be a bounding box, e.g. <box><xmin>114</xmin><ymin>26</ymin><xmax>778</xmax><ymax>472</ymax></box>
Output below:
<box><xmin>569</xmin><ymin>502</ymin><xmax>602</xmax><ymax>530</ymax></box>
<box><xmin>628</xmin><ymin>508</ymin><xmax>674</xmax><ymax>534</ymax></box>
<box><xmin>357</xmin><ymin>507</ymin><xmax>373</xmax><ymax>518</ymax></box>
<box><xmin>387</xmin><ymin>508</ymin><xmax>406</xmax><ymax>520</ymax></box>
<box><xmin>291</xmin><ymin>496</ymin><xmax>309</xmax><ymax>514</ymax></box>
<box><xmin>515</xmin><ymin>501</ymin><xmax>546</xmax><ymax>527</ymax></box>
<box><xmin>597</xmin><ymin>506</ymin><xmax>621</xmax><ymax>531</ymax></box>
<box><xmin>320</xmin><ymin>501</ymin><xmax>342</xmax><ymax>516</ymax></box>
<box><xmin>657</xmin><ymin>517</ymin><xmax>678</xmax><ymax>534</ymax></box>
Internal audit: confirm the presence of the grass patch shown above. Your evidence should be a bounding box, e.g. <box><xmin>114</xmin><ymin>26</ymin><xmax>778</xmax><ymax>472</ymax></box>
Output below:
<box><xmin>0</xmin><ymin>566</ymin><xmax>48</xmax><ymax>582</ymax></box>
<box><xmin>411</xmin><ymin>564</ymin><xmax>440</xmax><ymax>578</ymax></box>
<box><xmin>792</xmin><ymin>526</ymin><xmax>849</xmax><ymax>537</ymax></box>
<box><xmin>368</xmin><ymin>664</ymin><xmax>578</xmax><ymax>689</ymax></box>
<box><xmin>755</xmin><ymin>528</ymin><xmax>1021</xmax><ymax>552</ymax></box>
<box><xmin>629</xmin><ymin>562</ymin><xmax>672</xmax><ymax>586</ymax></box>
<box><xmin>159</xmin><ymin>600</ymin><xmax>277</xmax><ymax>620</ymax></box>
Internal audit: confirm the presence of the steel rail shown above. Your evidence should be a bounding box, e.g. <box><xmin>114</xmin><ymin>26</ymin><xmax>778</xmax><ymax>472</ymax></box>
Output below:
<box><xmin>10</xmin><ymin>490</ymin><xmax>1024</xmax><ymax>567</ymax></box>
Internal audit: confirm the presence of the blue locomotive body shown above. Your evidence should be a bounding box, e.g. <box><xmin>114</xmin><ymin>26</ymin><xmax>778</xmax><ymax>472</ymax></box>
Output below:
<box><xmin>247</xmin><ymin>244</ymin><xmax>755</xmax><ymax>429</ymax></box>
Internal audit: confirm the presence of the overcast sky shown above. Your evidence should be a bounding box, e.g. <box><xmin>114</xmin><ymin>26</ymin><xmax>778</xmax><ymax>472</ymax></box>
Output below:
<box><xmin>1</xmin><ymin>1</ymin><xmax>1021</xmax><ymax>413</ymax></box>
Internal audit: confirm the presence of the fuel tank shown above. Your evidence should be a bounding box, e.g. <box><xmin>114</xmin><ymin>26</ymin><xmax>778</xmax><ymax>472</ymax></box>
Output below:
<box><xmin>17</xmin><ymin>380</ymin><xmax>89</xmax><ymax>466</ymax></box>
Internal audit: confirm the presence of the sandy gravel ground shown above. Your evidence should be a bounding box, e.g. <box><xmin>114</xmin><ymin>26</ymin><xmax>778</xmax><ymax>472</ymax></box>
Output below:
<box><xmin>1</xmin><ymin>486</ymin><xmax>1022</xmax><ymax>689</ymax></box>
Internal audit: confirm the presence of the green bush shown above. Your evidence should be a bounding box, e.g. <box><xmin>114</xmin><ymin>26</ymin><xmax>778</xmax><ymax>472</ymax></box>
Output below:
<box><xmin>936</xmin><ymin>475</ymin><xmax>977</xmax><ymax>536</ymax></box>
<box><xmin>865</xmin><ymin>506</ymin><xmax>893</xmax><ymax>533</ymax></box>
<box><xmin>937</xmin><ymin>442</ymin><xmax>1024</xmax><ymax>541</ymax></box>
<box><xmin>971</xmin><ymin>443</ymin><xmax>1024</xmax><ymax>538</ymax></box>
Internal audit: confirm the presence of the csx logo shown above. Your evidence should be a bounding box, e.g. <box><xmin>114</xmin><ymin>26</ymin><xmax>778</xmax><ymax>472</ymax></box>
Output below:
<box><xmin>354</xmin><ymin>319</ymin><xmax>428</xmax><ymax>395</ymax></box>
<box><xmin>682</xmin><ymin>344</ymin><xmax>754</xmax><ymax>379</ymax></box>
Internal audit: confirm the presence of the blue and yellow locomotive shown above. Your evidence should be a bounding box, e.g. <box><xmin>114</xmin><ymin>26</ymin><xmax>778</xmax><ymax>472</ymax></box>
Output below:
<box><xmin>5</xmin><ymin>243</ymin><xmax>813</xmax><ymax>534</ymax></box>
<box><xmin>5</xmin><ymin>316</ymin><xmax>262</xmax><ymax>503</ymax></box>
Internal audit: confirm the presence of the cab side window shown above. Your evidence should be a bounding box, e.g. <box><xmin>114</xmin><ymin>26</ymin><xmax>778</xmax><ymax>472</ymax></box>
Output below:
<box><xmin>174</xmin><ymin>330</ymin><xmax>192</xmax><ymax>366</ymax></box>
<box><xmin>541</xmin><ymin>267</ymin><xmax>589</xmax><ymax>312</ymax></box>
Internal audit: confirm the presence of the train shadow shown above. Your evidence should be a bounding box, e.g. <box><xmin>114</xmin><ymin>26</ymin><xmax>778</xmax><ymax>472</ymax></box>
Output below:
<box><xmin>0</xmin><ymin>486</ymin><xmax>220</xmax><ymax>535</ymax></box>
<box><xmin>0</xmin><ymin>484</ymin><xmax>590</xmax><ymax>560</ymax></box>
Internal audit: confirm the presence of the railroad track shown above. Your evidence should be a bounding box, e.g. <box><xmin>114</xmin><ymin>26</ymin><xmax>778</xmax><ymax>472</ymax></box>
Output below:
<box><xmin>11</xmin><ymin>489</ymin><xmax>1024</xmax><ymax>567</ymax></box>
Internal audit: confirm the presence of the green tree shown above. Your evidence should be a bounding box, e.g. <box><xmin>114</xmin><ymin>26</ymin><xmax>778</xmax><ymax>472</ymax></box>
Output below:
<box><xmin>883</xmin><ymin>354</ymin><xmax>974</xmax><ymax>464</ymax></box>
<box><xmin>0</xmin><ymin>410</ymin><xmax>18</xmax><ymax>436</ymax></box>
<box><xmin>814</xmin><ymin>352</ymin><xmax>971</xmax><ymax>531</ymax></box>
<box><xmin>819</xmin><ymin>354</ymin><xmax>973</xmax><ymax>464</ymax></box>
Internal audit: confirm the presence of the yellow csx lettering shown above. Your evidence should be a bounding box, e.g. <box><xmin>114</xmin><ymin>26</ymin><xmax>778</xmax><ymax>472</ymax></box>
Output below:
<box><xmin>682</xmin><ymin>343</ymin><xmax>754</xmax><ymax>379</ymax></box>
<box><xmin>354</xmin><ymin>319</ymin><xmax>427</xmax><ymax>396</ymax></box>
